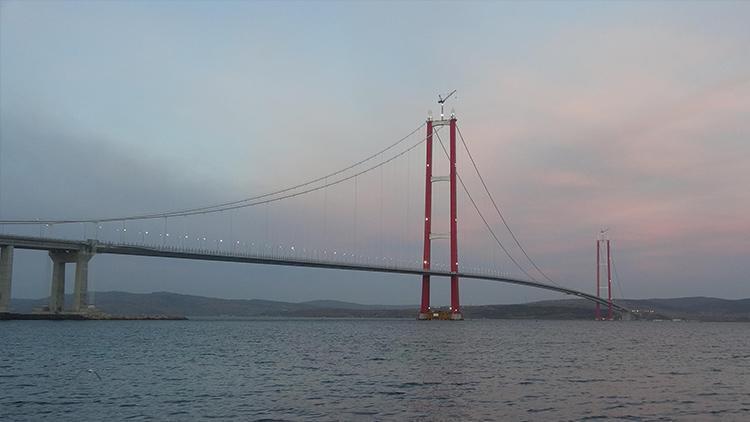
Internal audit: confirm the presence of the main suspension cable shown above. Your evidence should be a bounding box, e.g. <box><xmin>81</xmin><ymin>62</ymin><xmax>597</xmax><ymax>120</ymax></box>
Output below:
<box><xmin>173</xmin><ymin>131</ymin><xmax>434</xmax><ymax>216</ymax></box>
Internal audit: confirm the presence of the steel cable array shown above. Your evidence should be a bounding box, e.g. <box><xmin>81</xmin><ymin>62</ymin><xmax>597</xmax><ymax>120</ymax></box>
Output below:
<box><xmin>455</xmin><ymin>125</ymin><xmax>562</xmax><ymax>287</ymax></box>
<box><xmin>0</xmin><ymin>124</ymin><xmax>428</xmax><ymax>225</ymax></box>
<box><xmin>432</xmin><ymin>130</ymin><xmax>541</xmax><ymax>283</ymax></box>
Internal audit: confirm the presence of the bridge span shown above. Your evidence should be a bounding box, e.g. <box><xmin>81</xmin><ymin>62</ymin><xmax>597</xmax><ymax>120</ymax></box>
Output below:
<box><xmin>0</xmin><ymin>234</ymin><xmax>629</xmax><ymax>315</ymax></box>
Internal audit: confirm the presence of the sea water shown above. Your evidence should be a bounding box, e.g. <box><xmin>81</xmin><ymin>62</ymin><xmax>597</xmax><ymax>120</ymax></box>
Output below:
<box><xmin>2</xmin><ymin>319</ymin><xmax>749</xmax><ymax>421</ymax></box>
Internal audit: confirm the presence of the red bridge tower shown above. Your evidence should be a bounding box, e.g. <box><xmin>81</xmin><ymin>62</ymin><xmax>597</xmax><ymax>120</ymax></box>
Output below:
<box><xmin>418</xmin><ymin>106</ymin><xmax>462</xmax><ymax>321</ymax></box>
<box><xmin>595</xmin><ymin>230</ymin><xmax>613</xmax><ymax>320</ymax></box>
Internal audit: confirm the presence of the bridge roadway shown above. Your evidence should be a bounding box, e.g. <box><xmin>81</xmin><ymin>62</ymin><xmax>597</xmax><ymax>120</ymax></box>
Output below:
<box><xmin>0</xmin><ymin>234</ymin><xmax>629</xmax><ymax>313</ymax></box>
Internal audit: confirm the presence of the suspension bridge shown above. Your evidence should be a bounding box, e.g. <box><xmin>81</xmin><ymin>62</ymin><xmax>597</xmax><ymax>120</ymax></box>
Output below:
<box><xmin>0</xmin><ymin>107</ymin><xmax>629</xmax><ymax>319</ymax></box>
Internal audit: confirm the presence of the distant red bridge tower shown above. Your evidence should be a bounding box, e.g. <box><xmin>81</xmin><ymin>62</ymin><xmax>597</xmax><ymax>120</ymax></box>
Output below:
<box><xmin>595</xmin><ymin>230</ymin><xmax>613</xmax><ymax>320</ymax></box>
<box><xmin>418</xmin><ymin>105</ymin><xmax>462</xmax><ymax>321</ymax></box>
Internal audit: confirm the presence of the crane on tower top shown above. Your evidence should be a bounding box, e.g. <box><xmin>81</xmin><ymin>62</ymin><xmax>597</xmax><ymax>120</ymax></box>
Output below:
<box><xmin>438</xmin><ymin>90</ymin><xmax>456</xmax><ymax>119</ymax></box>
<box><xmin>599</xmin><ymin>227</ymin><xmax>610</xmax><ymax>240</ymax></box>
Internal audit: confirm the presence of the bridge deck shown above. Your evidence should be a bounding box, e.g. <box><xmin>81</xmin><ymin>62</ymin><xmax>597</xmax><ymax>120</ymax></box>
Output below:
<box><xmin>0</xmin><ymin>234</ymin><xmax>629</xmax><ymax>313</ymax></box>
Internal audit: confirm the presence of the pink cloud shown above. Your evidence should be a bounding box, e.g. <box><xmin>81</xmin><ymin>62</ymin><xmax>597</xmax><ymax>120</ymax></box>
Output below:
<box><xmin>450</xmin><ymin>21</ymin><xmax>750</xmax><ymax>288</ymax></box>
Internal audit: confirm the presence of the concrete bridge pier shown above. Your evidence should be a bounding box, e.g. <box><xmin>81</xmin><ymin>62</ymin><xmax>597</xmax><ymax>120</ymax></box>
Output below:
<box><xmin>49</xmin><ymin>251</ymin><xmax>71</xmax><ymax>313</ymax></box>
<box><xmin>0</xmin><ymin>245</ymin><xmax>14</xmax><ymax>312</ymax></box>
<box><xmin>73</xmin><ymin>251</ymin><xmax>93</xmax><ymax>312</ymax></box>
<box><xmin>49</xmin><ymin>250</ymin><xmax>93</xmax><ymax>313</ymax></box>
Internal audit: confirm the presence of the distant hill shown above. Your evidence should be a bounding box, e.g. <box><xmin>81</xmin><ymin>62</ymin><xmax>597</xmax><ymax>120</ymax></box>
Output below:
<box><xmin>620</xmin><ymin>297</ymin><xmax>750</xmax><ymax>321</ymax></box>
<box><xmin>10</xmin><ymin>292</ymin><xmax>416</xmax><ymax>318</ymax></box>
<box><xmin>9</xmin><ymin>292</ymin><xmax>750</xmax><ymax>321</ymax></box>
<box><xmin>524</xmin><ymin>297</ymin><xmax>750</xmax><ymax>321</ymax></box>
<box><xmin>299</xmin><ymin>300</ymin><xmax>412</xmax><ymax>310</ymax></box>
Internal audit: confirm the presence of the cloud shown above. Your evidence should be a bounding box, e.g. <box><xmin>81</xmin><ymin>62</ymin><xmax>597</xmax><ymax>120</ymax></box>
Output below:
<box><xmin>453</xmin><ymin>19</ymin><xmax>750</xmax><ymax>297</ymax></box>
<box><xmin>2</xmin><ymin>2</ymin><xmax>749</xmax><ymax>302</ymax></box>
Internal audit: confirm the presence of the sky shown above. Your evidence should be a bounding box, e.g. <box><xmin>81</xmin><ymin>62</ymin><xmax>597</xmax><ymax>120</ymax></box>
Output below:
<box><xmin>1</xmin><ymin>1</ymin><xmax>749</xmax><ymax>305</ymax></box>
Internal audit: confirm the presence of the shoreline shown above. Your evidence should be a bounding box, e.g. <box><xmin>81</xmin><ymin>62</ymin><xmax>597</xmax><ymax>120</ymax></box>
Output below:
<box><xmin>0</xmin><ymin>312</ymin><xmax>187</xmax><ymax>321</ymax></box>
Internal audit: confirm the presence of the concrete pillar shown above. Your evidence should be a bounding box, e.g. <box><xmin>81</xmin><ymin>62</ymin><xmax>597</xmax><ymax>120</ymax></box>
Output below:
<box><xmin>0</xmin><ymin>245</ymin><xmax>14</xmax><ymax>312</ymax></box>
<box><xmin>49</xmin><ymin>257</ymin><xmax>66</xmax><ymax>313</ymax></box>
<box><xmin>73</xmin><ymin>252</ymin><xmax>93</xmax><ymax>312</ymax></box>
